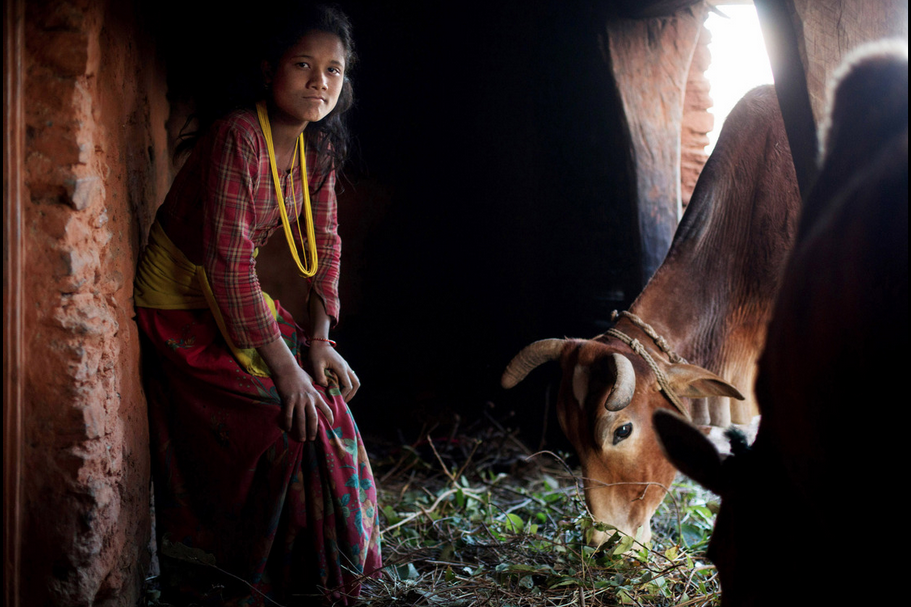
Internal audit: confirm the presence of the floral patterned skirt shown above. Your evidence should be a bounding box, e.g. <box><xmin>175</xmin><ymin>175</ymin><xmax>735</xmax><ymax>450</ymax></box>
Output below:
<box><xmin>137</xmin><ymin>302</ymin><xmax>381</xmax><ymax>606</ymax></box>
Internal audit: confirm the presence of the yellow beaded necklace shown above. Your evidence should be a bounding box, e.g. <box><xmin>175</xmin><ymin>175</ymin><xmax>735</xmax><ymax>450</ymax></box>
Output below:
<box><xmin>255</xmin><ymin>100</ymin><xmax>319</xmax><ymax>277</ymax></box>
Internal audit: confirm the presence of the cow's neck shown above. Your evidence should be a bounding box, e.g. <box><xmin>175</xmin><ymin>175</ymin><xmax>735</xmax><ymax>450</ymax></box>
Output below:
<box><xmin>621</xmin><ymin>295</ymin><xmax>701</xmax><ymax>365</ymax></box>
<box><xmin>626</xmin><ymin>211</ymin><xmax>760</xmax><ymax>368</ymax></box>
<box><xmin>621</xmin><ymin>87</ymin><xmax>799</xmax><ymax>373</ymax></box>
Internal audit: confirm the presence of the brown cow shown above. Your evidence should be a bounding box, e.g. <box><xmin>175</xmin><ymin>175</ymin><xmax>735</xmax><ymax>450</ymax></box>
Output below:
<box><xmin>502</xmin><ymin>85</ymin><xmax>802</xmax><ymax>545</ymax></box>
<box><xmin>654</xmin><ymin>41</ymin><xmax>908</xmax><ymax>606</ymax></box>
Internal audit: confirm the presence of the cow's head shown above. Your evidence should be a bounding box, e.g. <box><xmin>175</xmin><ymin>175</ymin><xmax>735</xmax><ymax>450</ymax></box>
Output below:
<box><xmin>502</xmin><ymin>337</ymin><xmax>744</xmax><ymax>545</ymax></box>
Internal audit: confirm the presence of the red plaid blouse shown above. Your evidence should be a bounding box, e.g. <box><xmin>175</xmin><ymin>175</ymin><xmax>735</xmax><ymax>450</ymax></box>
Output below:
<box><xmin>157</xmin><ymin>109</ymin><xmax>342</xmax><ymax>349</ymax></box>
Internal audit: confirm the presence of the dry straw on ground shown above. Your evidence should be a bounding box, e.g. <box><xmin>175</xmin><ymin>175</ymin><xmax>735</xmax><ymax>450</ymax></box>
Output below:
<box><xmin>143</xmin><ymin>411</ymin><xmax>723</xmax><ymax>606</ymax></box>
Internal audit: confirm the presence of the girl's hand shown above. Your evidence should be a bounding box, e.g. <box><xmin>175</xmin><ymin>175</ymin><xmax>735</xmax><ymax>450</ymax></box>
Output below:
<box><xmin>308</xmin><ymin>340</ymin><xmax>360</xmax><ymax>402</ymax></box>
<box><xmin>271</xmin><ymin>364</ymin><xmax>335</xmax><ymax>442</ymax></box>
<box><xmin>256</xmin><ymin>336</ymin><xmax>334</xmax><ymax>441</ymax></box>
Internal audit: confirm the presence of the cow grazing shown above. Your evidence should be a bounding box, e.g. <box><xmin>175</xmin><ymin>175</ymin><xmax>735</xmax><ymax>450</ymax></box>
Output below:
<box><xmin>502</xmin><ymin>85</ymin><xmax>802</xmax><ymax>545</ymax></box>
<box><xmin>654</xmin><ymin>41</ymin><xmax>908</xmax><ymax>606</ymax></box>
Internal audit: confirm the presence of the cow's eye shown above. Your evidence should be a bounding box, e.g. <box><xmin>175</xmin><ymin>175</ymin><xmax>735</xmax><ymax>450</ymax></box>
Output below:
<box><xmin>613</xmin><ymin>423</ymin><xmax>633</xmax><ymax>445</ymax></box>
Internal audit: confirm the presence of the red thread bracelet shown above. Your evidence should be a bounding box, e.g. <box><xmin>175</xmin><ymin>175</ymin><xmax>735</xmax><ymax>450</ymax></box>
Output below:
<box><xmin>308</xmin><ymin>337</ymin><xmax>337</xmax><ymax>348</ymax></box>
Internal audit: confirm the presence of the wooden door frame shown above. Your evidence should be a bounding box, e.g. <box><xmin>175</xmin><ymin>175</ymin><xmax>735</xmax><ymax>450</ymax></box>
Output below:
<box><xmin>3</xmin><ymin>0</ymin><xmax>25</xmax><ymax>605</ymax></box>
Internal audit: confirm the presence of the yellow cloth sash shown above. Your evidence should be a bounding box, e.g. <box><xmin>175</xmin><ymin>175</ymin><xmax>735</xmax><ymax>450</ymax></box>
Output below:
<box><xmin>134</xmin><ymin>220</ymin><xmax>276</xmax><ymax>377</ymax></box>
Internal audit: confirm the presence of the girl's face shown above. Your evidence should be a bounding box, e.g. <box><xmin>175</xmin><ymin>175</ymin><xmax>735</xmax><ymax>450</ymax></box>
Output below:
<box><xmin>264</xmin><ymin>30</ymin><xmax>347</xmax><ymax>128</ymax></box>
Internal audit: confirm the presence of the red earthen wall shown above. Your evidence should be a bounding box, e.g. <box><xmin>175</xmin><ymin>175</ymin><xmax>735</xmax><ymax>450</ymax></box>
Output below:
<box><xmin>605</xmin><ymin>3</ymin><xmax>709</xmax><ymax>285</ymax></box>
<box><xmin>19</xmin><ymin>0</ymin><xmax>168</xmax><ymax>604</ymax></box>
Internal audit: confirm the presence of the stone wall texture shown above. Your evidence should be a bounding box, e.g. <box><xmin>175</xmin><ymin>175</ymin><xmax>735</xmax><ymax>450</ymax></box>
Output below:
<box><xmin>19</xmin><ymin>0</ymin><xmax>169</xmax><ymax>604</ymax></box>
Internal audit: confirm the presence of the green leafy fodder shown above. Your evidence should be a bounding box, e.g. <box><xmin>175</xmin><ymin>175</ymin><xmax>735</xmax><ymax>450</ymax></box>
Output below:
<box><xmin>349</xmin><ymin>419</ymin><xmax>722</xmax><ymax>606</ymax></box>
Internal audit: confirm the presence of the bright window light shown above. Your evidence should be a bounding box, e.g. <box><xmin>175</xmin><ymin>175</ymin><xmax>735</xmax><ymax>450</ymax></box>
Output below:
<box><xmin>704</xmin><ymin>3</ymin><xmax>775</xmax><ymax>154</ymax></box>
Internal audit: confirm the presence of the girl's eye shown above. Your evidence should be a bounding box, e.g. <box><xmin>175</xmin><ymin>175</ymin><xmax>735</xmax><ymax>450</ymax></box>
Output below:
<box><xmin>328</xmin><ymin>67</ymin><xmax>342</xmax><ymax>75</ymax></box>
<box><xmin>613</xmin><ymin>423</ymin><xmax>633</xmax><ymax>445</ymax></box>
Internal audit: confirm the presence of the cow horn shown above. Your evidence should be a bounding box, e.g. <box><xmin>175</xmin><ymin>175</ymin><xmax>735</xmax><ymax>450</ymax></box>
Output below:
<box><xmin>604</xmin><ymin>353</ymin><xmax>636</xmax><ymax>411</ymax></box>
<box><xmin>501</xmin><ymin>339</ymin><xmax>566</xmax><ymax>389</ymax></box>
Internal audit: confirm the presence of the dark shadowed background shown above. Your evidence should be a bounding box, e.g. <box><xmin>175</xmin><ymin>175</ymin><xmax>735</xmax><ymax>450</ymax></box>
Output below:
<box><xmin>150</xmin><ymin>0</ymin><xmax>644</xmax><ymax>449</ymax></box>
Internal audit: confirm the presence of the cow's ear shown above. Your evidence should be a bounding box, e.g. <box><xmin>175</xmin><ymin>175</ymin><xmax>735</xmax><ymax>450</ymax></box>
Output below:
<box><xmin>664</xmin><ymin>363</ymin><xmax>745</xmax><ymax>400</ymax></box>
<box><xmin>653</xmin><ymin>409</ymin><xmax>726</xmax><ymax>494</ymax></box>
<box><xmin>572</xmin><ymin>364</ymin><xmax>589</xmax><ymax>407</ymax></box>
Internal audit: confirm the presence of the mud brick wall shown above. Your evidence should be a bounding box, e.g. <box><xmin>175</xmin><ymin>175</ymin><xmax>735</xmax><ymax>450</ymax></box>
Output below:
<box><xmin>19</xmin><ymin>0</ymin><xmax>169</xmax><ymax>604</ymax></box>
<box><xmin>681</xmin><ymin>20</ymin><xmax>713</xmax><ymax>209</ymax></box>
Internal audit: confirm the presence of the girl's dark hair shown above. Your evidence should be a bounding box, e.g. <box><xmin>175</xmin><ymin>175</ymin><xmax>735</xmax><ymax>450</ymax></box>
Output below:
<box><xmin>174</xmin><ymin>3</ymin><xmax>357</xmax><ymax>188</ymax></box>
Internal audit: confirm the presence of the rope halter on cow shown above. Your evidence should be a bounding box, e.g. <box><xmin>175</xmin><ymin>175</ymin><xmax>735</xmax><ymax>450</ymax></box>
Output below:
<box><xmin>599</xmin><ymin>311</ymin><xmax>693</xmax><ymax>421</ymax></box>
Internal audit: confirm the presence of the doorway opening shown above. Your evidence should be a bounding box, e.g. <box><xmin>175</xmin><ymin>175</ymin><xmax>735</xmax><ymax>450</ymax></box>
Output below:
<box><xmin>705</xmin><ymin>2</ymin><xmax>775</xmax><ymax>154</ymax></box>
